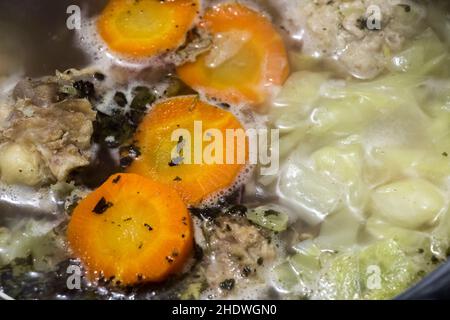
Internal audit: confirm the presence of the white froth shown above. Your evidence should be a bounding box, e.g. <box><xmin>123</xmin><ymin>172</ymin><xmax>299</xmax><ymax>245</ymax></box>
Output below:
<box><xmin>193</xmin><ymin>98</ymin><xmax>268</xmax><ymax>207</ymax></box>
<box><xmin>76</xmin><ymin>15</ymin><xmax>166</xmax><ymax>71</ymax></box>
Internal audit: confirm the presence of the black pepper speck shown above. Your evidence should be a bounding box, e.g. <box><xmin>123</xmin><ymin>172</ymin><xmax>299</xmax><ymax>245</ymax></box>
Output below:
<box><xmin>92</xmin><ymin>197</ymin><xmax>113</xmax><ymax>214</ymax></box>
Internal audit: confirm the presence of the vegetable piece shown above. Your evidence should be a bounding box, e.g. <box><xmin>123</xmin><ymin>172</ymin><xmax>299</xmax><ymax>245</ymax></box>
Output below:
<box><xmin>97</xmin><ymin>0</ymin><xmax>200</xmax><ymax>58</ymax></box>
<box><xmin>176</xmin><ymin>3</ymin><xmax>289</xmax><ymax>106</ymax></box>
<box><xmin>290</xmin><ymin>240</ymin><xmax>321</xmax><ymax>283</ymax></box>
<box><xmin>319</xmin><ymin>240</ymin><xmax>423</xmax><ymax>300</ymax></box>
<box><xmin>0</xmin><ymin>219</ymin><xmax>66</xmax><ymax>271</ymax></box>
<box><xmin>278</xmin><ymin>160</ymin><xmax>343</xmax><ymax>224</ymax></box>
<box><xmin>366</xmin><ymin>217</ymin><xmax>430</xmax><ymax>251</ymax></box>
<box><xmin>246</xmin><ymin>205</ymin><xmax>289</xmax><ymax>232</ymax></box>
<box><xmin>312</xmin><ymin>144</ymin><xmax>363</xmax><ymax>184</ymax></box>
<box><xmin>0</xmin><ymin>143</ymin><xmax>44</xmax><ymax>186</ymax></box>
<box><xmin>388</xmin><ymin>29</ymin><xmax>447</xmax><ymax>76</ymax></box>
<box><xmin>318</xmin><ymin>253</ymin><xmax>361</xmax><ymax>300</ymax></box>
<box><xmin>127</xmin><ymin>96</ymin><xmax>246</xmax><ymax>205</ymax></box>
<box><xmin>273</xmin><ymin>238</ymin><xmax>425</xmax><ymax>300</ymax></box>
<box><xmin>312</xmin><ymin>144</ymin><xmax>368</xmax><ymax>210</ymax></box>
<box><xmin>272</xmin><ymin>261</ymin><xmax>299</xmax><ymax>293</ymax></box>
<box><xmin>67</xmin><ymin>173</ymin><xmax>193</xmax><ymax>285</ymax></box>
<box><xmin>270</xmin><ymin>71</ymin><xmax>328</xmax><ymax>131</ymax></box>
<box><xmin>358</xmin><ymin>240</ymin><xmax>420</xmax><ymax>300</ymax></box>
<box><xmin>370</xmin><ymin>146</ymin><xmax>450</xmax><ymax>185</ymax></box>
<box><xmin>370</xmin><ymin>179</ymin><xmax>445</xmax><ymax>229</ymax></box>
<box><xmin>316</xmin><ymin>209</ymin><xmax>363</xmax><ymax>250</ymax></box>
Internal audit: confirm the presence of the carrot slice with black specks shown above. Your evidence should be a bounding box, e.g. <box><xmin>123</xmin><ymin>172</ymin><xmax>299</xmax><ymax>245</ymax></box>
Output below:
<box><xmin>67</xmin><ymin>173</ymin><xmax>193</xmax><ymax>285</ymax></box>
<box><xmin>127</xmin><ymin>95</ymin><xmax>247</xmax><ymax>205</ymax></box>
<box><xmin>97</xmin><ymin>0</ymin><xmax>200</xmax><ymax>58</ymax></box>
<box><xmin>177</xmin><ymin>3</ymin><xmax>289</xmax><ymax>107</ymax></box>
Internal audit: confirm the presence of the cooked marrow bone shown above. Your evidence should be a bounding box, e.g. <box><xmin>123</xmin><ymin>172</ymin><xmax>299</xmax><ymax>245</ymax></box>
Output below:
<box><xmin>0</xmin><ymin>74</ymin><xmax>96</xmax><ymax>186</ymax></box>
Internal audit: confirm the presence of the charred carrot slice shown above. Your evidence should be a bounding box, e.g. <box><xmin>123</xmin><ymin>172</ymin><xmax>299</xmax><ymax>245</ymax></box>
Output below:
<box><xmin>67</xmin><ymin>173</ymin><xmax>193</xmax><ymax>285</ymax></box>
<box><xmin>176</xmin><ymin>3</ymin><xmax>289</xmax><ymax>107</ymax></box>
<box><xmin>97</xmin><ymin>0</ymin><xmax>200</xmax><ymax>58</ymax></box>
<box><xmin>127</xmin><ymin>96</ymin><xmax>247</xmax><ymax>205</ymax></box>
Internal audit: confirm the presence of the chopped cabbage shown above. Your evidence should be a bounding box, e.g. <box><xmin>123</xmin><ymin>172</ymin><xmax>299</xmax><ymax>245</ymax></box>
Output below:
<box><xmin>317</xmin><ymin>252</ymin><xmax>360</xmax><ymax>300</ymax></box>
<box><xmin>246</xmin><ymin>205</ymin><xmax>289</xmax><ymax>232</ymax></box>
<box><xmin>370</xmin><ymin>179</ymin><xmax>445</xmax><ymax>229</ymax></box>
<box><xmin>278</xmin><ymin>160</ymin><xmax>343</xmax><ymax>224</ymax></box>
<box><xmin>0</xmin><ymin>219</ymin><xmax>66</xmax><ymax>271</ymax></box>
<box><xmin>272</xmin><ymin>261</ymin><xmax>300</xmax><ymax>293</ymax></box>
<box><xmin>312</xmin><ymin>144</ymin><xmax>364</xmax><ymax>183</ymax></box>
<box><xmin>358</xmin><ymin>240</ymin><xmax>420</xmax><ymax>300</ymax></box>
<box><xmin>267</xmin><ymin>20</ymin><xmax>450</xmax><ymax>300</ymax></box>
<box><xmin>315</xmin><ymin>209</ymin><xmax>363</xmax><ymax>250</ymax></box>
<box><xmin>389</xmin><ymin>28</ymin><xmax>447</xmax><ymax>76</ymax></box>
<box><xmin>312</xmin><ymin>144</ymin><xmax>369</xmax><ymax>210</ymax></box>
<box><xmin>273</xmin><ymin>239</ymin><xmax>429</xmax><ymax>300</ymax></box>
<box><xmin>366</xmin><ymin>217</ymin><xmax>430</xmax><ymax>251</ymax></box>
<box><xmin>270</xmin><ymin>71</ymin><xmax>329</xmax><ymax>131</ymax></box>
<box><xmin>290</xmin><ymin>240</ymin><xmax>321</xmax><ymax>283</ymax></box>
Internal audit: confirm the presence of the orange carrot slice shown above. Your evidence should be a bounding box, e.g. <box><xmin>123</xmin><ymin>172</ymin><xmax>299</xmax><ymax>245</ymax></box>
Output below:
<box><xmin>127</xmin><ymin>95</ymin><xmax>247</xmax><ymax>205</ymax></box>
<box><xmin>176</xmin><ymin>3</ymin><xmax>289</xmax><ymax>107</ymax></box>
<box><xmin>97</xmin><ymin>0</ymin><xmax>200</xmax><ymax>58</ymax></box>
<box><xmin>67</xmin><ymin>173</ymin><xmax>193</xmax><ymax>285</ymax></box>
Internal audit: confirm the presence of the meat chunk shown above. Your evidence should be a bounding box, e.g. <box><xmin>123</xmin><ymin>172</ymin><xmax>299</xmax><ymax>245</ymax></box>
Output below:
<box><xmin>0</xmin><ymin>101</ymin><xmax>12</xmax><ymax>127</ymax></box>
<box><xmin>283</xmin><ymin>0</ymin><xmax>427</xmax><ymax>79</ymax></box>
<box><xmin>0</xmin><ymin>98</ymin><xmax>95</xmax><ymax>185</ymax></box>
<box><xmin>13</xmin><ymin>78</ymin><xmax>59</xmax><ymax>107</ymax></box>
<box><xmin>198</xmin><ymin>215</ymin><xmax>276</xmax><ymax>297</ymax></box>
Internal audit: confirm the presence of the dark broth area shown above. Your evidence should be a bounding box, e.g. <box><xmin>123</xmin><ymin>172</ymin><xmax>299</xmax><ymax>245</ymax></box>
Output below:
<box><xmin>0</xmin><ymin>0</ymin><xmax>107</xmax><ymax>77</ymax></box>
